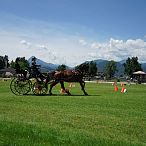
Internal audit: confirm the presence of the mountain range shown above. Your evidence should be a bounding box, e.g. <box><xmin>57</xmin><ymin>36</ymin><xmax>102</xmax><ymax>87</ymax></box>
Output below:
<box><xmin>28</xmin><ymin>56</ymin><xmax>146</xmax><ymax>75</ymax></box>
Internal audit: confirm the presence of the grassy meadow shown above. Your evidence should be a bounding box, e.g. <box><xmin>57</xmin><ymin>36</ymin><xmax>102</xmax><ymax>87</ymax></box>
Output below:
<box><xmin>0</xmin><ymin>79</ymin><xmax>146</xmax><ymax>146</ymax></box>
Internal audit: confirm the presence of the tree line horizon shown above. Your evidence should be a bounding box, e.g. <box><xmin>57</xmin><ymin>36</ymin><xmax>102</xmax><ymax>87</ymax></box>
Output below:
<box><xmin>0</xmin><ymin>55</ymin><xmax>143</xmax><ymax>79</ymax></box>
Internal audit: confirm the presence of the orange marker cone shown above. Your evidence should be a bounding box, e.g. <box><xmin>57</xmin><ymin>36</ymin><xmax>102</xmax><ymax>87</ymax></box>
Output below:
<box><xmin>121</xmin><ymin>86</ymin><xmax>125</xmax><ymax>93</ymax></box>
<box><xmin>114</xmin><ymin>86</ymin><xmax>118</xmax><ymax>92</ymax></box>
<box><xmin>121</xmin><ymin>86</ymin><xmax>127</xmax><ymax>93</ymax></box>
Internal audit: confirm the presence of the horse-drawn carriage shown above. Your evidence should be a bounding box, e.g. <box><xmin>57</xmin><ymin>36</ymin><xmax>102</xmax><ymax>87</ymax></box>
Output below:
<box><xmin>10</xmin><ymin>60</ymin><xmax>89</xmax><ymax>96</ymax></box>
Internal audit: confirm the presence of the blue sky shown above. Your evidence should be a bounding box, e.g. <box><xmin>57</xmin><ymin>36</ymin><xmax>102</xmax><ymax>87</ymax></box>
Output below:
<box><xmin>0</xmin><ymin>0</ymin><xmax>146</xmax><ymax>66</ymax></box>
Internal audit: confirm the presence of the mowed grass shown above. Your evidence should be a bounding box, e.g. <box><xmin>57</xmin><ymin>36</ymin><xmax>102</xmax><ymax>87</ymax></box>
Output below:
<box><xmin>0</xmin><ymin>79</ymin><xmax>146</xmax><ymax>146</ymax></box>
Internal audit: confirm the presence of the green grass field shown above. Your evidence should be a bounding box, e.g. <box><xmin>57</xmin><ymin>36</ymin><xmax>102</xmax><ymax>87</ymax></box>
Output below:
<box><xmin>0</xmin><ymin>79</ymin><xmax>146</xmax><ymax>146</ymax></box>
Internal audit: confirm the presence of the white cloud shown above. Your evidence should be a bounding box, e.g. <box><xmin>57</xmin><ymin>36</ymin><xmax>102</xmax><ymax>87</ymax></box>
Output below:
<box><xmin>79</xmin><ymin>39</ymin><xmax>87</xmax><ymax>46</ymax></box>
<box><xmin>20</xmin><ymin>40</ymin><xmax>31</xmax><ymax>47</ymax></box>
<box><xmin>88</xmin><ymin>38</ymin><xmax>146</xmax><ymax>62</ymax></box>
<box><xmin>36</xmin><ymin>45</ymin><xmax>48</xmax><ymax>51</ymax></box>
<box><xmin>20</xmin><ymin>40</ymin><xmax>59</xmax><ymax>63</ymax></box>
<box><xmin>91</xmin><ymin>42</ymin><xmax>104</xmax><ymax>49</ymax></box>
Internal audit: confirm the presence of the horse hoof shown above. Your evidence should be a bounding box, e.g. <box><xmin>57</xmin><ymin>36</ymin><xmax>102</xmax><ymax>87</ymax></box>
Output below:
<box><xmin>85</xmin><ymin>93</ymin><xmax>88</xmax><ymax>96</ymax></box>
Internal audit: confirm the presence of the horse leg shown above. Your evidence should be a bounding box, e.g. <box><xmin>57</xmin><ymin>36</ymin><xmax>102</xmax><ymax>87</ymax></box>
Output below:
<box><xmin>60</xmin><ymin>81</ymin><xmax>71</xmax><ymax>95</ymax></box>
<box><xmin>79</xmin><ymin>81</ymin><xmax>88</xmax><ymax>95</ymax></box>
<box><xmin>49</xmin><ymin>80</ymin><xmax>58</xmax><ymax>95</ymax></box>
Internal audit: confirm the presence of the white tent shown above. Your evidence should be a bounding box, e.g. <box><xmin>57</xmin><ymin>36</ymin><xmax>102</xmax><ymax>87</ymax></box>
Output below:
<box><xmin>132</xmin><ymin>71</ymin><xmax>146</xmax><ymax>83</ymax></box>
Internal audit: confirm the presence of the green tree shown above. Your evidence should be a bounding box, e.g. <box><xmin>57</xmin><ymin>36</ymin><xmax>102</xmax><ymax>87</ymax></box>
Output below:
<box><xmin>19</xmin><ymin>57</ymin><xmax>29</xmax><ymax>70</ymax></box>
<box><xmin>88</xmin><ymin>61</ymin><xmax>97</xmax><ymax>76</ymax></box>
<box><xmin>57</xmin><ymin>64</ymin><xmax>66</xmax><ymax>71</ymax></box>
<box><xmin>123</xmin><ymin>57</ymin><xmax>142</xmax><ymax>76</ymax></box>
<box><xmin>10</xmin><ymin>60</ymin><xmax>15</xmax><ymax>68</ymax></box>
<box><xmin>104</xmin><ymin>60</ymin><xmax>117</xmax><ymax>79</ymax></box>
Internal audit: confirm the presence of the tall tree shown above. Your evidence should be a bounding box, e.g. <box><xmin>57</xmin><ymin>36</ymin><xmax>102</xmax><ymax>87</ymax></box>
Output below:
<box><xmin>104</xmin><ymin>60</ymin><xmax>117</xmax><ymax>79</ymax></box>
<box><xmin>123</xmin><ymin>57</ymin><xmax>142</xmax><ymax>76</ymax></box>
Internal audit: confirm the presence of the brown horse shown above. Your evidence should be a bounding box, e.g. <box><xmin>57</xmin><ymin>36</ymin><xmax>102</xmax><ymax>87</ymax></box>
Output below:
<box><xmin>46</xmin><ymin>63</ymin><xmax>89</xmax><ymax>95</ymax></box>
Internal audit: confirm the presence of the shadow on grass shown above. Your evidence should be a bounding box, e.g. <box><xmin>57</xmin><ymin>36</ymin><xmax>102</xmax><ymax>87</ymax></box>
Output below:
<box><xmin>23</xmin><ymin>93</ymin><xmax>101</xmax><ymax>97</ymax></box>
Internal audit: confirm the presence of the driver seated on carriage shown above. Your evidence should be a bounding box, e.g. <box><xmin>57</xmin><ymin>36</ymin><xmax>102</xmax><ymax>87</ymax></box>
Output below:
<box><xmin>30</xmin><ymin>57</ymin><xmax>45</xmax><ymax>82</ymax></box>
<box><xmin>14</xmin><ymin>57</ymin><xmax>27</xmax><ymax>79</ymax></box>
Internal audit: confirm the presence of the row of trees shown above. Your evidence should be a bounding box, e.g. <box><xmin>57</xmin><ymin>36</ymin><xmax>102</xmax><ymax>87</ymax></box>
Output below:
<box><xmin>0</xmin><ymin>56</ymin><xmax>29</xmax><ymax>70</ymax></box>
<box><xmin>0</xmin><ymin>55</ymin><xmax>143</xmax><ymax>79</ymax></box>
<box><xmin>104</xmin><ymin>57</ymin><xmax>142</xmax><ymax>79</ymax></box>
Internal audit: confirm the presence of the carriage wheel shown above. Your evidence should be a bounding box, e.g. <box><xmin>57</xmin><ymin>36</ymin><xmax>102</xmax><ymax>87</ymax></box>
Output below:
<box><xmin>32</xmin><ymin>81</ymin><xmax>48</xmax><ymax>95</ymax></box>
<box><xmin>10</xmin><ymin>78</ymin><xmax>32</xmax><ymax>95</ymax></box>
<box><xmin>10</xmin><ymin>78</ymin><xmax>20</xmax><ymax>95</ymax></box>
<box><xmin>15</xmin><ymin>79</ymin><xmax>32</xmax><ymax>95</ymax></box>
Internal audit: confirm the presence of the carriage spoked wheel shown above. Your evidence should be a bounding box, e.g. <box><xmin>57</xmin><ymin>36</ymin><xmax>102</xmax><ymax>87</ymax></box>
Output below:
<box><xmin>32</xmin><ymin>81</ymin><xmax>48</xmax><ymax>95</ymax></box>
<box><xmin>10</xmin><ymin>78</ymin><xmax>32</xmax><ymax>95</ymax></box>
